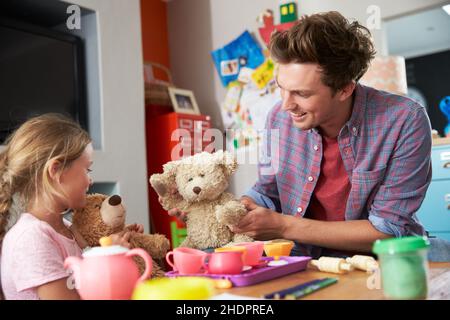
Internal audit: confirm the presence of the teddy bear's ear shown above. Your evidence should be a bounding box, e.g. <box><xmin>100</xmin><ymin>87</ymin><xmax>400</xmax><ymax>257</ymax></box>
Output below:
<box><xmin>213</xmin><ymin>150</ymin><xmax>237</xmax><ymax>177</ymax></box>
<box><xmin>149</xmin><ymin>174</ymin><xmax>167</xmax><ymax>196</ymax></box>
<box><xmin>149</xmin><ymin>161</ymin><xmax>179</xmax><ymax>196</ymax></box>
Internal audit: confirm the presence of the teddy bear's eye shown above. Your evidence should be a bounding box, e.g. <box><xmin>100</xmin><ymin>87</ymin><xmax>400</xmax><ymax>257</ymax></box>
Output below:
<box><xmin>199</xmin><ymin>174</ymin><xmax>205</xmax><ymax>178</ymax></box>
<box><xmin>188</xmin><ymin>178</ymin><xmax>193</xmax><ymax>182</ymax></box>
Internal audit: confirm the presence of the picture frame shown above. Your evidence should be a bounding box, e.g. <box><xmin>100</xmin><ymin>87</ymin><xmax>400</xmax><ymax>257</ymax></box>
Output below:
<box><xmin>168</xmin><ymin>87</ymin><xmax>201</xmax><ymax>115</ymax></box>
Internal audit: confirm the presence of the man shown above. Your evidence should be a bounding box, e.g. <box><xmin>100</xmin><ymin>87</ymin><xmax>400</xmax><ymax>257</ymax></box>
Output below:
<box><xmin>231</xmin><ymin>11</ymin><xmax>432</xmax><ymax>258</ymax></box>
<box><xmin>169</xmin><ymin>11</ymin><xmax>431</xmax><ymax>259</ymax></box>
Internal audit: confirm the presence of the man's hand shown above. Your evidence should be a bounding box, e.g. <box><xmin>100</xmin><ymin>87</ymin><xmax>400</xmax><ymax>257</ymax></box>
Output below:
<box><xmin>232</xmin><ymin>200</ymin><xmax>288</xmax><ymax>240</ymax></box>
<box><xmin>240</xmin><ymin>196</ymin><xmax>257</xmax><ymax>209</ymax></box>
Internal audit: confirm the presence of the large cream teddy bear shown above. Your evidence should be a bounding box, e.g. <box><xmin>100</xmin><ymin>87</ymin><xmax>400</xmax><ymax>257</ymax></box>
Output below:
<box><xmin>149</xmin><ymin>150</ymin><xmax>252</xmax><ymax>249</ymax></box>
<box><xmin>72</xmin><ymin>193</ymin><xmax>170</xmax><ymax>277</ymax></box>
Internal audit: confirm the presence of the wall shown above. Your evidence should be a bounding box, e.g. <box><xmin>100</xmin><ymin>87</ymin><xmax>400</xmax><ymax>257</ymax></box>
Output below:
<box><xmin>63</xmin><ymin>0</ymin><xmax>150</xmax><ymax>230</ymax></box>
<box><xmin>55</xmin><ymin>12</ymin><xmax>102</xmax><ymax>150</ymax></box>
<box><xmin>140</xmin><ymin>0</ymin><xmax>171</xmax><ymax>81</ymax></box>
<box><xmin>167</xmin><ymin>0</ymin><xmax>219</xmax><ymax>127</ymax></box>
<box><xmin>167</xmin><ymin>0</ymin><xmax>449</xmax><ymax>196</ymax></box>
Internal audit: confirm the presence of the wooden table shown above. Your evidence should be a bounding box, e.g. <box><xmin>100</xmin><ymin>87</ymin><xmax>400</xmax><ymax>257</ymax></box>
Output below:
<box><xmin>218</xmin><ymin>262</ymin><xmax>450</xmax><ymax>300</ymax></box>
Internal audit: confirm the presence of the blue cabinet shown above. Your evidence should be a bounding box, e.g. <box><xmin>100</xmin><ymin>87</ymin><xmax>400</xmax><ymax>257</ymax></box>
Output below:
<box><xmin>416</xmin><ymin>145</ymin><xmax>450</xmax><ymax>241</ymax></box>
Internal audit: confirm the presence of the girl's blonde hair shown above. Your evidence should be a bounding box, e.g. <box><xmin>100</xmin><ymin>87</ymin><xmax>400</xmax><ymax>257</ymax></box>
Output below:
<box><xmin>0</xmin><ymin>113</ymin><xmax>91</xmax><ymax>241</ymax></box>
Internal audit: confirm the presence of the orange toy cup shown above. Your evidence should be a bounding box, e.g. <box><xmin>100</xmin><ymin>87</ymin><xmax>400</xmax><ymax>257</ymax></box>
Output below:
<box><xmin>263</xmin><ymin>240</ymin><xmax>294</xmax><ymax>260</ymax></box>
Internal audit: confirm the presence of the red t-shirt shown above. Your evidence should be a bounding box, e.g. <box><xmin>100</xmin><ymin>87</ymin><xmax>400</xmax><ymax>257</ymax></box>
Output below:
<box><xmin>306</xmin><ymin>135</ymin><xmax>358</xmax><ymax>257</ymax></box>
<box><xmin>306</xmin><ymin>135</ymin><xmax>351</xmax><ymax>221</ymax></box>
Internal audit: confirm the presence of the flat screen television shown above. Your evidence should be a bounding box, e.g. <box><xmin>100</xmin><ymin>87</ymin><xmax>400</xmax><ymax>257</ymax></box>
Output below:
<box><xmin>0</xmin><ymin>17</ymin><xmax>87</xmax><ymax>144</ymax></box>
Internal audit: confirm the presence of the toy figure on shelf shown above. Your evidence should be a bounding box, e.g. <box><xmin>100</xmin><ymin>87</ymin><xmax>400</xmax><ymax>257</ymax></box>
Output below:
<box><xmin>439</xmin><ymin>96</ymin><xmax>450</xmax><ymax>137</ymax></box>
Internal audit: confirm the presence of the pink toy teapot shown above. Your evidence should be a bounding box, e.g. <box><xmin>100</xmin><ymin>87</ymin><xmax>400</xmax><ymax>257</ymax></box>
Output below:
<box><xmin>64</xmin><ymin>245</ymin><xmax>152</xmax><ymax>300</ymax></box>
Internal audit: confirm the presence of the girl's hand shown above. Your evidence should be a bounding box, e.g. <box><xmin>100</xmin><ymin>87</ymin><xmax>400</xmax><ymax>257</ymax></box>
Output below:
<box><xmin>125</xmin><ymin>223</ymin><xmax>144</xmax><ymax>233</ymax></box>
<box><xmin>109</xmin><ymin>231</ymin><xmax>132</xmax><ymax>248</ymax></box>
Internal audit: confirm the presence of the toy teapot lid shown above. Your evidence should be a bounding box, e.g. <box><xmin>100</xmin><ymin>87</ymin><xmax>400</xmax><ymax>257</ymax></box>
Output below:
<box><xmin>82</xmin><ymin>236</ymin><xmax>129</xmax><ymax>257</ymax></box>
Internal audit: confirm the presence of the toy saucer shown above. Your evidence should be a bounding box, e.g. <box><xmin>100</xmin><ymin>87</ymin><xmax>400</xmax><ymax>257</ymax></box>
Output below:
<box><xmin>268</xmin><ymin>259</ymin><xmax>289</xmax><ymax>267</ymax></box>
<box><xmin>242</xmin><ymin>265</ymin><xmax>252</xmax><ymax>272</ymax></box>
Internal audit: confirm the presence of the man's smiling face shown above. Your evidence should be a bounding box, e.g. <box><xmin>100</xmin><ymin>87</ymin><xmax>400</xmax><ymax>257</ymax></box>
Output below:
<box><xmin>277</xmin><ymin>63</ymin><xmax>341</xmax><ymax>131</ymax></box>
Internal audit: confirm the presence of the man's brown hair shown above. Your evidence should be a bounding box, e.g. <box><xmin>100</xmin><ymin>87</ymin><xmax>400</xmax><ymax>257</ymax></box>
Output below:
<box><xmin>270</xmin><ymin>11</ymin><xmax>376</xmax><ymax>92</ymax></box>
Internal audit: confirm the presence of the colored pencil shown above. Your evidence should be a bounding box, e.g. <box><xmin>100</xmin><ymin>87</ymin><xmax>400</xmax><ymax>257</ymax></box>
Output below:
<box><xmin>263</xmin><ymin>278</ymin><xmax>324</xmax><ymax>299</ymax></box>
<box><xmin>284</xmin><ymin>278</ymin><xmax>338</xmax><ymax>299</ymax></box>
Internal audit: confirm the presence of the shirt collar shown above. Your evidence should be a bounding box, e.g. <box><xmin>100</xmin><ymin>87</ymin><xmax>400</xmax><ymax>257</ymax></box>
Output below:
<box><xmin>308</xmin><ymin>83</ymin><xmax>367</xmax><ymax>136</ymax></box>
<box><xmin>345</xmin><ymin>83</ymin><xmax>367</xmax><ymax>137</ymax></box>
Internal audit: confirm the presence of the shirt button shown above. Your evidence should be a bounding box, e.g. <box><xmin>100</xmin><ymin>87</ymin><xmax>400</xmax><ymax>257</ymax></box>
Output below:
<box><xmin>313</xmin><ymin>145</ymin><xmax>319</xmax><ymax>151</ymax></box>
<box><xmin>308</xmin><ymin>176</ymin><xmax>314</xmax><ymax>182</ymax></box>
<box><xmin>297</xmin><ymin>207</ymin><xmax>303</xmax><ymax>213</ymax></box>
<box><xmin>352</xmin><ymin>127</ymin><xmax>358</xmax><ymax>135</ymax></box>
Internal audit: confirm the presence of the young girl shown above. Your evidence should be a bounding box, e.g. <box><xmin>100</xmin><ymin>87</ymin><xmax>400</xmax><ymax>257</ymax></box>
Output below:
<box><xmin>0</xmin><ymin>114</ymin><xmax>138</xmax><ymax>300</ymax></box>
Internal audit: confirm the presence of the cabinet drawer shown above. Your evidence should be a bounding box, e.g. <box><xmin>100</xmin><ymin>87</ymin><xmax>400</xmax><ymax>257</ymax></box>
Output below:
<box><xmin>431</xmin><ymin>147</ymin><xmax>450</xmax><ymax>180</ymax></box>
<box><xmin>416</xmin><ymin>180</ymin><xmax>450</xmax><ymax>232</ymax></box>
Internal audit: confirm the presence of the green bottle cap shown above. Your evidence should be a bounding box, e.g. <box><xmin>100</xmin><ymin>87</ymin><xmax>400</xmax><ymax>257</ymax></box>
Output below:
<box><xmin>373</xmin><ymin>236</ymin><xmax>430</xmax><ymax>255</ymax></box>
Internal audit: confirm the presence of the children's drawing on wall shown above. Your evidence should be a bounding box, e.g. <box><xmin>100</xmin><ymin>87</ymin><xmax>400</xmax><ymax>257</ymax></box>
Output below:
<box><xmin>211</xmin><ymin>30</ymin><xmax>265</xmax><ymax>87</ymax></box>
<box><xmin>211</xmin><ymin>3</ymin><xmax>299</xmax><ymax>150</ymax></box>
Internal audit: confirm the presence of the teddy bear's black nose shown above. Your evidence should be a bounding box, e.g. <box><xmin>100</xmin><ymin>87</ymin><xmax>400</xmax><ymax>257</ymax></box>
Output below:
<box><xmin>193</xmin><ymin>187</ymin><xmax>202</xmax><ymax>194</ymax></box>
<box><xmin>108</xmin><ymin>195</ymin><xmax>122</xmax><ymax>206</ymax></box>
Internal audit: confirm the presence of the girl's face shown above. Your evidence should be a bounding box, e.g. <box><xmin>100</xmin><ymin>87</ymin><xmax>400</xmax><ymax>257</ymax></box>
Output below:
<box><xmin>59</xmin><ymin>143</ymin><xmax>94</xmax><ymax>210</ymax></box>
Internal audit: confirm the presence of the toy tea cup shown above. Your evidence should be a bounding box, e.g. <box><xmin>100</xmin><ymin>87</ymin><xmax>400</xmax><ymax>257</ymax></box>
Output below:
<box><xmin>214</xmin><ymin>246</ymin><xmax>247</xmax><ymax>262</ymax></box>
<box><xmin>64</xmin><ymin>245</ymin><xmax>153</xmax><ymax>300</ymax></box>
<box><xmin>231</xmin><ymin>241</ymin><xmax>264</xmax><ymax>266</ymax></box>
<box><xmin>264</xmin><ymin>240</ymin><xmax>294</xmax><ymax>266</ymax></box>
<box><xmin>166</xmin><ymin>247</ymin><xmax>208</xmax><ymax>275</ymax></box>
<box><xmin>206</xmin><ymin>251</ymin><xmax>244</xmax><ymax>274</ymax></box>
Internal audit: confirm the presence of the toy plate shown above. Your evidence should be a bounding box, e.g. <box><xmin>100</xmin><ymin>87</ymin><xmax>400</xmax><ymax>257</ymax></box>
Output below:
<box><xmin>165</xmin><ymin>256</ymin><xmax>311</xmax><ymax>287</ymax></box>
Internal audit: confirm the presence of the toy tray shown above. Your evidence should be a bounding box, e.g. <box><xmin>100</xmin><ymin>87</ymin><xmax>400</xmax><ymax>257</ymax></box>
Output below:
<box><xmin>165</xmin><ymin>256</ymin><xmax>311</xmax><ymax>287</ymax></box>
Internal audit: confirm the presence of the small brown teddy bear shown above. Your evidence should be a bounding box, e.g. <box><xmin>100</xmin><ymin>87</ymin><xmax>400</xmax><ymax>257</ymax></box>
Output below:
<box><xmin>150</xmin><ymin>150</ymin><xmax>252</xmax><ymax>250</ymax></box>
<box><xmin>72</xmin><ymin>193</ymin><xmax>170</xmax><ymax>278</ymax></box>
